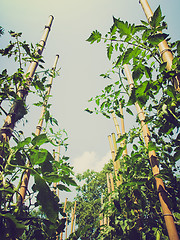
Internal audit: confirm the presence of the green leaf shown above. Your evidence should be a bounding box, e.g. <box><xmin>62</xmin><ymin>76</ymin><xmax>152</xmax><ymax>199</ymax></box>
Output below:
<box><xmin>150</xmin><ymin>6</ymin><xmax>165</xmax><ymax>28</ymax></box>
<box><xmin>86</xmin><ymin>30</ymin><xmax>101</xmax><ymax>44</ymax></box>
<box><xmin>102</xmin><ymin>112</ymin><xmax>110</xmax><ymax>119</ymax></box>
<box><xmin>110</xmin><ymin>24</ymin><xmax>117</xmax><ymax>35</ymax></box>
<box><xmin>123</xmin><ymin>48</ymin><xmax>134</xmax><ymax>64</ymax></box>
<box><xmin>30</xmin><ymin>148</ymin><xmax>49</xmax><ymax>165</ymax></box>
<box><xmin>159</xmin><ymin>62</ymin><xmax>167</xmax><ymax>72</ymax></box>
<box><xmin>85</xmin><ymin>108</ymin><xmax>93</xmax><ymax>114</ymax></box>
<box><xmin>116</xmin><ymin>134</ymin><xmax>127</xmax><ymax>143</ymax></box>
<box><xmin>148</xmin><ymin>141</ymin><xmax>158</xmax><ymax>151</ymax></box>
<box><xmin>115</xmin><ymin>145</ymin><xmax>126</xmax><ymax>161</ymax></box>
<box><xmin>134</xmin><ymin>25</ymin><xmax>147</xmax><ymax>32</ymax></box>
<box><xmin>22</xmin><ymin>43</ymin><xmax>31</xmax><ymax>55</ymax></box>
<box><xmin>113</xmin><ymin>17</ymin><xmax>130</xmax><ymax>35</ymax></box>
<box><xmin>31</xmin><ymin>133</ymin><xmax>49</xmax><ymax>146</ymax></box>
<box><xmin>107</xmin><ymin>43</ymin><xmax>113</xmax><ymax>60</ymax></box>
<box><xmin>133</xmin><ymin>144</ymin><xmax>138</xmax><ymax>151</ymax></box>
<box><xmin>17</xmin><ymin>137</ymin><xmax>31</xmax><ymax>149</ymax></box>
<box><xmin>166</xmin><ymin>85</ymin><xmax>176</xmax><ymax>100</ymax></box>
<box><xmin>126</xmin><ymin>108</ymin><xmax>133</xmax><ymax>116</ymax></box>
<box><xmin>45</xmin><ymin>110</ymin><xmax>50</xmax><ymax>122</ymax></box>
<box><xmin>140</xmin><ymin>20</ymin><xmax>149</xmax><ymax>26</ymax></box>
<box><xmin>148</xmin><ymin>33</ymin><xmax>169</xmax><ymax>45</ymax></box>
<box><xmin>34</xmin><ymin>174</ymin><xmax>59</xmax><ymax>222</ymax></box>
<box><xmin>56</xmin><ymin>184</ymin><xmax>71</xmax><ymax>192</ymax></box>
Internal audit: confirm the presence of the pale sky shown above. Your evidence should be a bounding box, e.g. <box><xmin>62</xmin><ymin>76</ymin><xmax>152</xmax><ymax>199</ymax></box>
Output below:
<box><xmin>1</xmin><ymin>0</ymin><xmax>180</xmax><ymax>180</ymax></box>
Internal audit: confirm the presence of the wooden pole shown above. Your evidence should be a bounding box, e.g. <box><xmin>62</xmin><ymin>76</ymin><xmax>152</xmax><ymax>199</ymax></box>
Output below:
<box><xmin>0</xmin><ymin>15</ymin><xmax>54</xmax><ymax>146</ymax></box>
<box><xmin>119</xmin><ymin>102</ymin><xmax>128</xmax><ymax>156</ymax></box>
<box><xmin>109</xmin><ymin>173</ymin><xmax>114</xmax><ymax>192</ymax></box>
<box><xmin>106</xmin><ymin>173</ymin><xmax>111</xmax><ymax>226</ymax></box>
<box><xmin>111</xmin><ymin>111</ymin><xmax>121</xmax><ymax>139</ymax></box>
<box><xmin>17</xmin><ymin>54</ymin><xmax>59</xmax><ymax>206</ymax></box>
<box><xmin>35</xmin><ymin>54</ymin><xmax>59</xmax><ymax>136</ymax></box>
<box><xmin>60</xmin><ymin>198</ymin><xmax>68</xmax><ymax>240</ymax></box>
<box><xmin>124</xmin><ymin>63</ymin><xmax>179</xmax><ymax>240</ymax></box>
<box><xmin>100</xmin><ymin>193</ymin><xmax>104</xmax><ymax>226</ymax></box>
<box><xmin>70</xmin><ymin>201</ymin><xmax>76</xmax><ymax>234</ymax></box>
<box><xmin>73</xmin><ymin>215</ymin><xmax>76</xmax><ymax>232</ymax></box>
<box><xmin>139</xmin><ymin>0</ymin><xmax>180</xmax><ymax>91</ymax></box>
<box><xmin>53</xmin><ymin>149</ymin><xmax>57</xmax><ymax>194</ymax></box>
<box><xmin>108</xmin><ymin>135</ymin><xmax>122</xmax><ymax>186</ymax></box>
<box><xmin>65</xmin><ymin>212</ymin><xmax>68</xmax><ymax>240</ymax></box>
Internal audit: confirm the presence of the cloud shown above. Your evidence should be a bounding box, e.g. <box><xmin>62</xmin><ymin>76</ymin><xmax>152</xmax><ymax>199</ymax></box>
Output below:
<box><xmin>72</xmin><ymin>151</ymin><xmax>111</xmax><ymax>174</ymax></box>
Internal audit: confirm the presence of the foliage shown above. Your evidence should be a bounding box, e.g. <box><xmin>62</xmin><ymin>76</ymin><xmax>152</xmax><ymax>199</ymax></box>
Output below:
<box><xmin>66</xmin><ymin>162</ymin><xmax>113</xmax><ymax>240</ymax></box>
<box><xmin>85</xmin><ymin>5</ymin><xmax>180</xmax><ymax>240</ymax></box>
<box><xmin>0</xmin><ymin>30</ymin><xmax>76</xmax><ymax>239</ymax></box>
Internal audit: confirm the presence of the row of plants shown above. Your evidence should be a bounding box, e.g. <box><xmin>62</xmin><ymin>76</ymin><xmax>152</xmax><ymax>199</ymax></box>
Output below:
<box><xmin>68</xmin><ymin>5</ymin><xmax>180</xmax><ymax>240</ymax></box>
<box><xmin>0</xmin><ymin>23</ymin><xmax>77</xmax><ymax>239</ymax></box>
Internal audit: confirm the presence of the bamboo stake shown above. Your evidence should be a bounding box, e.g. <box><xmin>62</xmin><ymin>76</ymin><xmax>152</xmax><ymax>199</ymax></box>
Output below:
<box><xmin>35</xmin><ymin>54</ymin><xmax>59</xmax><ymax>136</ymax></box>
<box><xmin>17</xmin><ymin>55</ymin><xmax>59</xmax><ymax>206</ymax></box>
<box><xmin>106</xmin><ymin>173</ymin><xmax>111</xmax><ymax>226</ymax></box>
<box><xmin>65</xmin><ymin>212</ymin><xmax>68</xmax><ymax>240</ymax></box>
<box><xmin>112</xmin><ymin>133</ymin><xmax>122</xmax><ymax>184</ymax></box>
<box><xmin>100</xmin><ymin>193</ymin><xmax>104</xmax><ymax>226</ymax></box>
<box><xmin>0</xmin><ymin>15</ymin><xmax>54</xmax><ymax>146</ymax></box>
<box><xmin>55</xmin><ymin>141</ymin><xmax>61</xmax><ymax>198</ymax></box>
<box><xmin>119</xmin><ymin>103</ymin><xmax>128</xmax><ymax>156</ymax></box>
<box><xmin>60</xmin><ymin>198</ymin><xmax>68</xmax><ymax>240</ymax></box>
<box><xmin>109</xmin><ymin>173</ymin><xmax>114</xmax><ymax>192</ymax></box>
<box><xmin>73</xmin><ymin>215</ymin><xmax>76</xmax><ymax>232</ymax></box>
<box><xmin>53</xmin><ymin>149</ymin><xmax>57</xmax><ymax>194</ymax></box>
<box><xmin>139</xmin><ymin>0</ymin><xmax>180</xmax><ymax>91</ymax></box>
<box><xmin>124</xmin><ymin>63</ymin><xmax>179</xmax><ymax>240</ymax></box>
<box><xmin>111</xmin><ymin>111</ymin><xmax>121</xmax><ymax>139</ymax></box>
<box><xmin>70</xmin><ymin>201</ymin><xmax>76</xmax><ymax>234</ymax></box>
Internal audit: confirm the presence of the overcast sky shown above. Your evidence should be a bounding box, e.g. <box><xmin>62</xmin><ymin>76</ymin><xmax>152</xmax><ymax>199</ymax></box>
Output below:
<box><xmin>1</xmin><ymin>0</ymin><xmax>180</xmax><ymax>201</ymax></box>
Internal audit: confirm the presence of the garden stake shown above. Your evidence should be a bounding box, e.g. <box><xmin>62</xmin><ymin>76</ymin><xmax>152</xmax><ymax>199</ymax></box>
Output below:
<box><xmin>74</xmin><ymin>215</ymin><xmax>76</xmax><ymax>232</ymax></box>
<box><xmin>100</xmin><ymin>193</ymin><xmax>104</xmax><ymax>227</ymax></box>
<box><xmin>107</xmin><ymin>173</ymin><xmax>111</xmax><ymax>226</ymax></box>
<box><xmin>70</xmin><ymin>201</ymin><xmax>76</xmax><ymax>234</ymax></box>
<box><xmin>109</xmin><ymin>173</ymin><xmax>115</xmax><ymax>192</ymax></box>
<box><xmin>124</xmin><ymin>63</ymin><xmax>179</xmax><ymax>240</ymax></box>
<box><xmin>112</xmin><ymin>133</ymin><xmax>122</xmax><ymax>184</ymax></box>
<box><xmin>0</xmin><ymin>15</ymin><xmax>54</xmax><ymax>149</ymax></box>
<box><xmin>53</xmin><ymin>149</ymin><xmax>57</xmax><ymax>194</ymax></box>
<box><xmin>60</xmin><ymin>197</ymin><xmax>68</xmax><ymax>240</ymax></box>
<box><xmin>17</xmin><ymin>55</ymin><xmax>59</xmax><ymax>206</ymax></box>
<box><xmin>108</xmin><ymin>135</ymin><xmax>121</xmax><ymax>186</ymax></box>
<box><xmin>65</xmin><ymin>212</ymin><xmax>68</xmax><ymax>239</ymax></box>
<box><xmin>119</xmin><ymin>102</ymin><xmax>128</xmax><ymax>156</ymax></box>
<box><xmin>139</xmin><ymin>0</ymin><xmax>180</xmax><ymax>91</ymax></box>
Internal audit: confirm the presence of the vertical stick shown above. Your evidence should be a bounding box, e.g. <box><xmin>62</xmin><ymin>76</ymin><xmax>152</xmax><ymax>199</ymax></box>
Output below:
<box><xmin>60</xmin><ymin>198</ymin><xmax>68</xmax><ymax>240</ymax></box>
<box><xmin>17</xmin><ymin>55</ymin><xmax>59</xmax><ymax>206</ymax></box>
<box><xmin>119</xmin><ymin>102</ymin><xmax>128</xmax><ymax>156</ymax></box>
<box><xmin>139</xmin><ymin>0</ymin><xmax>180</xmax><ymax>91</ymax></box>
<box><xmin>70</xmin><ymin>201</ymin><xmax>76</xmax><ymax>234</ymax></box>
<box><xmin>100</xmin><ymin>193</ymin><xmax>104</xmax><ymax>226</ymax></box>
<box><xmin>0</xmin><ymin>15</ymin><xmax>54</xmax><ymax>145</ymax></box>
<box><xmin>106</xmin><ymin>173</ymin><xmax>111</xmax><ymax>226</ymax></box>
<box><xmin>35</xmin><ymin>54</ymin><xmax>59</xmax><ymax>136</ymax></box>
<box><xmin>111</xmin><ymin>111</ymin><xmax>121</xmax><ymax>139</ymax></box>
<box><xmin>65</xmin><ymin>212</ymin><xmax>68</xmax><ymax>240</ymax></box>
<box><xmin>55</xmin><ymin>141</ymin><xmax>61</xmax><ymax>198</ymax></box>
<box><xmin>73</xmin><ymin>215</ymin><xmax>76</xmax><ymax>232</ymax></box>
<box><xmin>109</xmin><ymin>173</ymin><xmax>114</xmax><ymax>192</ymax></box>
<box><xmin>124</xmin><ymin>64</ymin><xmax>179</xmax><ymax>240</ymax></box>
<box><xmin>108</xmin><ymin>135</ymin><xmax>119</xmax><ymax>186</ymax></box>
<box><xmin>111</xmin><ymin>133</ymin><xmax>122</xmax><ymax>184</ymax></box>
<box><xmin>53</xmin><ymin>149</ymin><xmax>57</xmax><ymax>194</ymax></box>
